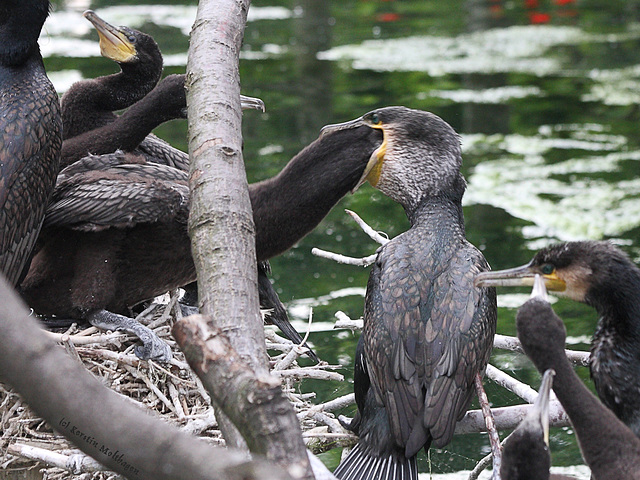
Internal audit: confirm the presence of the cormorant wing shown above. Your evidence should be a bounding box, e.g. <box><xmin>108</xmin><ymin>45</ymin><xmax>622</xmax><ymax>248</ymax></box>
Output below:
<box><xmin>138</xmin><ymin>134</ymin><xmax>190</xmax><ymax>172</ymax></box>
<box><xmin>364</xmin><ymin>237</ymin><xmax>496</xmax><ymax>456</ymax></box>
<box><xmin>0</xmin><ymin>68</ymin><xmax>62</xmax><ymax>285</ymax></box>
<box><xmin>44</xmin><ymin>153</ymin><xmax>188</xmax><ymax>231</ymax></box>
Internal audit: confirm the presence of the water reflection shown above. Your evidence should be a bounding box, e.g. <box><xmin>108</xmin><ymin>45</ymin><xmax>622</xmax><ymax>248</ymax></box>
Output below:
<box><xmin>42</xmin><ymin>0</ymin><xmax>640</xmax><ymax>477</ymax></box>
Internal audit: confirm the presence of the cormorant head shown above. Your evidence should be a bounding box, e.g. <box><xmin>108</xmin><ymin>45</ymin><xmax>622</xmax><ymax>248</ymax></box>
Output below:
<box><xmin>83</xmin><ymin>10</ymin><xmax>162</xmax><ymax>75</ymax></box>
<box><xmin>321</xmin><ymin>106</ymin><xmax>464</xmax><ymax>209</ymax></box>
<box><xmin>0</xmin><ymin>0</ymin><xmax>50</xmax><ymax>66</ymax></box>
<box><xmin>501</xmin><ymin>367</ymin><xmax>554</xmax><ymax>480</ymax></box>
<box><xmin>474</xmin><ymin>240</ymin><xmax>638</xmax><ymax>308</ymax></box>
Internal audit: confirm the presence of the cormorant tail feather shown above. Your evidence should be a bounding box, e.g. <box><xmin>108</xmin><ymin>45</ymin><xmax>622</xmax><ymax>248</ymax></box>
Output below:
<box><xmin>333</xmin><ymin>442</ymin><xmax>417</xmax><ymax>480</ymax></box>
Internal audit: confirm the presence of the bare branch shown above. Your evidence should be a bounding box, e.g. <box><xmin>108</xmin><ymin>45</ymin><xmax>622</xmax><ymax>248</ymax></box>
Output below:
<box><xmin>172</xmin><ymin>314</ymin><xmax>312</xmax><ymax>478</ymax></box>
<box><xmin>0</xmin><ymin>275</ymin><xmax>293</xmax><ymax>480</ymax></box>
<box><xmin>344</xmin><ymin>209</ymin><xmax>389</xmax><ymax>245</ymax></box>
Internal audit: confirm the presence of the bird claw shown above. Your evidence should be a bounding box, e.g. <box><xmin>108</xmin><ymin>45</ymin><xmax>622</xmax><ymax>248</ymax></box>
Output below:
<box><xmin>87</xmin><ymin>309</ymin><xmax>172</xmax><ymax>363</ymax></box>
<box><xmin>134</xmin><ymin>338</ymin><xmax>172</xmax><ymax>363</ymax></box>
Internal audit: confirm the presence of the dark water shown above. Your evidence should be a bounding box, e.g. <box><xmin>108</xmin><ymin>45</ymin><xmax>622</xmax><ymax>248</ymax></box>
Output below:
<box><xmin>43</xmin><ymin>0</ymin><xmax>640</xmax><ymax>477</ymax></box>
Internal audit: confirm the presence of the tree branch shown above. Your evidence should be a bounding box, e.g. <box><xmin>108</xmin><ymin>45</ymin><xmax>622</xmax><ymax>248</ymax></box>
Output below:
<box><xmin>185</xmin><ymin>1</ymin><xmax>312</xmax><ymax>475</ymax></box>
<box><xmin>0</xmin><ymin>275</ymin><xmax>292</xmax><ymax>480</ymax></box>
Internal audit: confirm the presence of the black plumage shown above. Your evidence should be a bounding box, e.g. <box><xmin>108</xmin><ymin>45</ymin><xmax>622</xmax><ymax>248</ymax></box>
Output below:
<box><xmin>501</xmin><ymin>369</ymin><xmax>554</xmax><ymax>480</ymax></box>
<box><xmin>0</xmin><ymin>0</ymin><xmax>62</xmax><ymax>286</ymax></box>
<box><xmin>325</xmin><ymin>107</ymin><xmax>497</xmax><ymax>480</ymax></box>
<box><xmin>475</xmin><ymin>241</ymin><xmax>640</xmax><ymax>439</ymax></box>
<box><xmin>61</xmin><ymin>73</ymin><xmax>189</xmax><ymax>169</ymax></box>
<box><xmin>20</xmin><ymin>125</ymin><xmax>383</xmax><ymax>361</ymax></box>
<box><xmin>513</xmin><ymin>275</ymin><xmax>640</xmax><ymax>480</ymax></box>
<box><xmin>61</xmin><ymin>10</ymin><xmax>163</xmax><ymax>143</ymax></box>
<box><xmin>60</xmin><ymin>10</ymin><xmax>263</xmax><ymax>170</ymax></box>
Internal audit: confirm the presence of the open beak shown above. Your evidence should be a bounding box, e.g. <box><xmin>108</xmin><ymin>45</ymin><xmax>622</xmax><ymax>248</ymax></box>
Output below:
<box><xmin>240</xmin><ymin>95</ymin><xmax>265</xmax><ymax>112</ymax></box>
<box><xmin>474</xmin><ymin>264</ymin><xmax>566</xmax><ymax>292</ymax></box>
<box><xmin>84</xmin><ymin>10</ymin><xmax>137</xmax><ymax>63</ymax></box>
<box><xmin>320</xmin><ymin>116</ymin><xmax>386</xmax><ymax>193</ymax></box>
<box><xmin>534</xmin><ymin>368</ymin><xmax>555</xmax><ymax>446</ymax></box>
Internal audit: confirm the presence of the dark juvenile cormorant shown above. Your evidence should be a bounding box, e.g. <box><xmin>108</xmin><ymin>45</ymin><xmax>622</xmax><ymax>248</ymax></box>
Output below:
<box><xmin>514</xmin><ymin>275</ymin><xmax>640</xmax><ymax>480</ymax></box>
<box><xmin>323</xmin><ymin>107</ymin><xmax>497</xmax><ymax>480</ymax></box>
<box><xmin>60</xmin><ymin>10</ymin><xmax>264</xmax><ymax>170</ymax></box>
<box><xmin>475</xmin><ymin>241</ymin><xmax>640</xmax><ymax>439</ymax></box>
<box><xmin>0</xmin><ymin>0</ymin><xmax>62</xmax><ymax>286</ymax></box>
<box><xmin>20</xmin><ymin>125</ymin><xmax>383</xmax><ymax>362</ymax></box>
<box><xmin>61</xmin><ymin>73</ymin><xmax>263</xmax><ymax>170</ymax></box>
<box><xmin>501</xmin><ymin>369</ymin><xmax>554</xmax><ymax>480</ymax></box>
<box><xmin>61</xmin><ymin>10</ymin><xmax>163</xmax><ymax>142</ymax></box>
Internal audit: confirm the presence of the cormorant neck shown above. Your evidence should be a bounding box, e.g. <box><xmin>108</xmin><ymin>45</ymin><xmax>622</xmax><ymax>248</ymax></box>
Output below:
<box><xmin>403</xmin><ymin>172</ymin><xmax>466</xmax><ymax>225</ymax></box>
<box><xmin>588</xmin><ymin>260</ymin><xmax>640</xmax><ymax>339</ymax></box>
<box><xmin>405</xmin><ymin>192</ymin><xmax>465</xmax><ymax>232</ymax></box>
<box><xmin>60</xmin><ymin>75</ymin><xmax>186</xmax><ymax>168</ymax></box>
<box><xmin>546</xmin><ymin>346</ymin><xmax>640</xmax><ymax>474</ymax></box>
<box><xmin>0</xmin><ymin>1</ymin><xmax>48</xmax><ymax>67</ymax></box>
<box><xmin>61</xmin><ymin>61</ymin><xmax>162</xmax><ymax>140</ymax></box>
<box><xmin>250</xmin><ymin>125</ymin><xmax>382</xmax><ymax>261</ymax></box>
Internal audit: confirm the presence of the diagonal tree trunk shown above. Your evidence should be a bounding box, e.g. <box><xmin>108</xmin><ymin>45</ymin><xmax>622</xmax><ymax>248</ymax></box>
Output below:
<box><xmin>0</xmin><ymin>275</ymin><xmax>292</xmax><ymax>480</ymax></box>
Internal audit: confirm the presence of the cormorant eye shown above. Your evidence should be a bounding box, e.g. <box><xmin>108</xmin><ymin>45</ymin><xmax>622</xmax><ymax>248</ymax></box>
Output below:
<box><xmin>370</xmin><ymin>113</ymin><xmax>381</xmax><ymax>125</ymax></box>
<box><xmin>540</xmin><ymin>264</ymin><xmax>555</xmax><ymax>275</ymax></box>
<box><xmin>128</xmin><ymin>35</ymin><xmax>137</xmax><ymax>43</ymax></box>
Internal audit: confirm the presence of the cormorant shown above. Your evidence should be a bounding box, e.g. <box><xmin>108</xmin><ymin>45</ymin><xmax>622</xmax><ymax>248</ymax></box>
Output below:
<box><xmin>501</xmin><ymin>369</ymin><xmax>554</xmax><ymax>480</ymax></box>
<box><xmin>61</xmin><ymin>73</ymin><xmax>263</xmax><ymax>170</ymax></box>
<box><xmin>0</xmin><ymin>0</ymin><xmax>62</xmax><ymax>286</ymax></box>
<box><xmin>60</xmin><ymin>10</ymin><xmax>263</xmax><ymax>170</ymax></box>
<box><xmin>475</xmin><ymin>241</ymin><xmax>640</xmax><ymax>438</ymax></box>
<box><xmin>61</xmin><ymin>10</ymin><xmax>163</xmax><ymax>142</ymax></box>
<box><xmin>323</xmin><ymin>107</ymin><xmax>497</xmax><ymax>480</ymax></box>
<box><xmin>20</xmin><ymin>124</ymin><xmax>383</xmax><ymax>362</ymax></box>
<box><xmin>514</xmin><ymin>275</ymin><xmax>640</xmax><ymax>480</ymax></box>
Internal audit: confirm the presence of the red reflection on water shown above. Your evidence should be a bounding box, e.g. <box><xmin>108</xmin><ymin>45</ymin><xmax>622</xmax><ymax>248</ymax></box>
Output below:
<box><xmin>376</xmin><ymin>12</ymin><xmax>401</xmax><ymax>22</ymax></box>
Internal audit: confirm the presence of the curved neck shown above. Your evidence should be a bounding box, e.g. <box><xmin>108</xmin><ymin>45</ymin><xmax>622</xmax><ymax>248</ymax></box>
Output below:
<box><xmin>544</xmin><ymin>347</ymin><xmax>640</xmax><ymax>475</ymax></box>
<box><xmin>62</xmin><ymin>63</ymin><xmax>162</xmax><ymax>140</ymax></box>
<box><xmin>590</xmin><ymin>262</ymin><xmax>640</xmax><ymax>342</ymax></box>
<box><xmin>249</xmin><ymin>127</ymin><xmax>381</xmax><ymax>261</ymax></box>
<box><xmin>60</xmin><ymin>76</ymin><xmax>185</xmax><ymax>168</ymax></box>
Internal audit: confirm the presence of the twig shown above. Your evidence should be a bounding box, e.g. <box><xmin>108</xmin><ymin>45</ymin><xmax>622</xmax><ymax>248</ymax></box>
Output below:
<box><xmin>475</xmin><ymin>373</ymin><xmax>501</xmax><ymax>480</ymax></box>
<box><xmin>485</xmin><ymin>365</ymin><xmax>538</xmax><ymax>403</ymax></box>
<box><xmin>300</xmin><ymin>394</ymin><xmax>355</xmax><ymax>418</ymax></box>
<box><xmin>123</xmin><ymin>365</ymin><xmax>177</xmax><ymax>415</ymax></box>
<box><xmin>271</xmin><ymin>369</ymin><xmax>344</xmax><ymax>382</ymax></box>
<box><xmin>274</xmin><ymin>309</ymin><xmax>314</xmax><ymax>371</ymax></box>
<box><xmin>344</xmin><ymin>209</ymin><xmax>389</xmax><ymax>245</ymax></box>
<box><xmin>311</xmin><ymin>248</ymin><xmax>377</xmax><ymax>266</ymax></box>
<box><xmin>42</xmin><ymin>331</ymin><xmax>128</xmax><ymax>345</ymax></box>
<box><xmin>8</xmin><ymin>444</ymin><xmax>105</xmax><ymax>474</ymax></box>
<box><xmin>333</xmin><ymin>312</ymin><xmax>363</xmax><ymax>331</ymax></box>
<box><xmin>468</xmin><ymin>452</ymin><xmax>494</xmax><ymax>480</ymax></box>
<box><xmin>493</xmin><ymin>334</ymin><xmax>589</xmax><ymax>366</ymax></box>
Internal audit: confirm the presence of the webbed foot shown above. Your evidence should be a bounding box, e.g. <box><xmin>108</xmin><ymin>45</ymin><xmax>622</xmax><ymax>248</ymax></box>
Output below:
<box><xmin>87</xmin><ymin>309</ymin><xmax>172</xmax><ymax>363</ymax></box>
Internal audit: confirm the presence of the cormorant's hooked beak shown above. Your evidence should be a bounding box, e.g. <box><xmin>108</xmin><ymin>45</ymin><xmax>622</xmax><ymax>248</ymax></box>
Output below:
<box><xmin>533</xmin><ymin>368</ymin><xmax>555</xmax><ymax>446</ymax></box>
<box><xmin>474</xmin><ymin>264</ymin><xmax>566</xmax><ymax>293</ymax></box>
<box><xmin>84</xmin><ymin>10</ymin><xmax>137</xmax><ymax>63</ymax></box>
<box><xmin>531</xmin><ymin>274</ymin><xmax>549</xmax><ymax>302</ymax></box>
<box><xmin>321</xmin><ymin>116</ymin><xmax>387</xmax><ymax>193</ymax></box>
<box><xmin>240</xmin><ymin>95</ymin><xmax>265</xmax><ymax>112</ymax></box>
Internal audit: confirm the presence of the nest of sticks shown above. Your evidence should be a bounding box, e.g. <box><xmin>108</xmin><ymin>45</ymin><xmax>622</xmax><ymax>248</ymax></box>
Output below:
<box><xmin>0</xmin><ymin>292</ymin><xmax>356</xmax><ymax>479</ymax></box>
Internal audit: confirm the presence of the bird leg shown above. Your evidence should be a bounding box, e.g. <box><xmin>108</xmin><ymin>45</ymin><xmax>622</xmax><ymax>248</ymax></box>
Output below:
<box><xmin>475</xmin><ymin>372</ymin><xmax>502</xmax><ymax>480</ymax></box>
<box><xmin>86</xmin><ymin>309</ymin><xmax>172</xmax><ymax>363</ymax></box>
